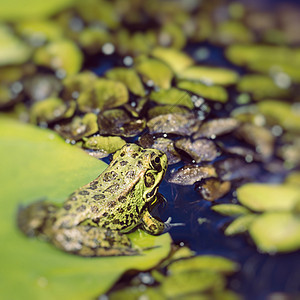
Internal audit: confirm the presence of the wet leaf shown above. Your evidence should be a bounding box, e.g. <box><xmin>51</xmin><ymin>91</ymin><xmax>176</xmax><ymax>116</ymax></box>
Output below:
<box><xmin>150</xmin><ymin>87</ymin><xmax>194</xmax><ymax>109</ymax></box>
<box><xmin>235</xmin><ymin>123</ymin><xmax>274</xmax><ymax>160</ymax></box>
<box><xmin>198</xmin><ymin>178</ymin><xmax>231</xmax><ymax>201</ymax></box>
<box><xmin>0</xmin><ymin>117</ymin><xmax>172</xmax><ymax>300</ymax></box>
<box><xmin>147</xmin><ymin>105</ymin><xmax>189</xmax><ymax>119</ymax></box>
<box><xmin>249</xmin><ymin>212</ymin><xmax>300</xmax><ymax>253</ymax></box>
<box><xmin>151</xmin><ymin>47</ymin><xmax>194</xmax><ymax>73</ymax></box>
<box><xmin>152</xmin><ymin>138</ymin><xmax>182</xmax><ymax>165</ymax></box>
<box><xmin>177</xmin><ymin>66</ymin><xmax>239</xmax><ymax>85</ymax></box>
<box><xmin>54</xmin><ymin>113</ymin><xmax>98</xmax><ymax>141</ymax></box>
<box><xmin>177</xmin><ymin>80</ymin><xmax>228</xmax><ymax>102</ymax></box>
<box><xmin>98</xmin><ymin>109</ymin><xmax>146</xmax><ymax>137</ymax></box>
<box><xmin>237</xmin><ymin>183</ymin><xmax>300</xmax><ymax>212</ymax></box>
<box><xmin>77</xmin><ymin>79</ymin><xmax>128</xmax><ymax>113</ymax></box>
<box><xmin>216</xmin><ymin>158</ymin><xmax>260</xmax><ymax>181</ymax></box>
<box><xmin>257</xmin><ymin>100</ymin><xmax>300</xmax><ymax>133</ymax></box>
<box><xmin>30</xmin><ymin>97</ymin><xmax>76</xmax><ymax>124</ymax></box>
<box><xmin>168</xmin><ymin>165</ymin><xmax>217</xmax><ymax>186</ymax></box>
<box><xmin>82</xmin><ymin>136</ymin><xmax>126</xmax><ymax>152</ymax></box>
<box><xmin>175</xmin><ymin>138</ymin><xmax>219</xmax><ymax>163</ymax></box>
<box><xmin>105</xmin><ymin>67</ymin><xmax>145</xmax><ymax>97</ymax></box>
<box><xmin>193</xmin><ymin>118</ymin><xmax>239</xmax><ymax>139</ymax></box>
<box><xmin>212</xmin><ymin>204</ymin><xmax>251</xmax><ymax>216</ymax></box>
<box><xmin>135</xmin><ymin>58</ymin><xmax>173</xmax><ymax>89</ymax></box>
<box><xmin>161</xmin><ymin>270</ymin><xmax>225</xmax><ymax>297</ymax></box>
<box><xmin>148</xmin><ymin>113</ymin><xmax>201</xmax><ymax>136</ymax></box>
<box><xmin>168</xmin><ymin>255</ymin><xmax>239</xmax><ymax>274</ymax></box>
<box><xmin>34</xmin><ymin>40</ymin><xmax>83</xmax><ymax>76</ymax></box>
<box><xmin>224</xmin><ymin>214</ymin><xmax>257</xmax><ymax>236</ymax></box>
<box><xmin>0</xmin><ymin>24</ymin><xmax>32</xmax><ymax>66</ymax></box>
<box><xmin>237</xmin><ymin>74</ymin><xmax>289</xmax><ymax>100</ymax></box>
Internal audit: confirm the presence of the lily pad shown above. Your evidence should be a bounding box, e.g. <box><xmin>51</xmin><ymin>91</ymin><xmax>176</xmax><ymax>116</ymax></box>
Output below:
<box><xmin>212</xmin><ymin>204</ymin><xmax>250</xmax><ymax>217</ymax></box>
<box><xmin>135</xmin><ymin>58</ymin><xmax>173</xmax><ymax>89</ymax></box>
<box><xmin>249</xmin><ymin>212</ymin><xmax>300</xmax><ymax>253</ymax></box>
<box><xmin>177</xmin><ymin>80</ymin><xmax>228</xmax><ymax>102</ymax></box>
<box><xmin>34</xmin><ymin>40</ymin><xmax>83</xmax><ymax>76</ymax></box>
<box><xmin>0</xmin><ymin>24</ymin><xmax>32</xmax><ymax>66</ymax></box>
<box><xmin>77</xmin><ymin>79</ymin><xmax>128</xmax><ymax>113</ymax></box>
<box><xmin>0</xmin><ymin>117</ymin><xmax>171</xmax><ymax>299</ymax></box>
<box><xmin>257</xmin><ymin>100</ymin><xmax>300</xmax><ymax>133</ymax></box>
<box><xmin>150</xmin><ymin>87</ymin><xmax>194</xmax><ymax>109</ymax></box>
<box><xmin>105</xmin><ymin>67</ymin><xmax>146</xmax><ymax>97</ymax></box>
<box><xmin>224</xmin><ymin>214</ymin><xmax>257</xmax><ymax>236</ymax></box>
<box><xmin>151</xmin><ymin>47</ymin><xmax>194</xmax><ymax>73</ymax></box>
<box><xmin>177</xmin><ymin>66</ymin><xmax>239</xmax><ymax>86</ymax></box>
<box><xmin>237</xmin><ymin>183</ymin><xmax>300</xmax><ymax>212</ymax></box>
<box><xmin>168</xmin><ymin>165</ymin><xmax>217</xmax><ymax>186</ymax></box>
<box><xmin>82</xmin><ymin>136</ymin><xmax>126</xmax><ymax>152</ymax></box>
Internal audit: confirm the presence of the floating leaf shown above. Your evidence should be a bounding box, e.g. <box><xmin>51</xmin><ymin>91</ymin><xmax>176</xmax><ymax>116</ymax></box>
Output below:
<box><xmin>257</xmin><ymin>100</ymin><xmax>300</xmax><ymax>133</ymax></box>
<box><xmin>55</xmin><ymin>113</ymin><xmax>98</xmax><ymax>141</ymax></box>
<box><xmin>0</xmin><ymin>117</ymin><xmax>171</xmax><ymax>299</ymax></box>
<box><xmin>148</xmin><ymin>113</ymin><xmax>201</xmax><ymax>136</ymax></box>
<box><xmin>168</xmin><ymin>165</ymin><xmax>217</xmax><ymax>186</ymax></box>
<box><xmin>105</xmin><ymin>67</ymin><xmax>145</xmax><ymax>97</ymax></box>
<box><xmin>83</xmin><ymin>136</ymin><xmax>126</xmax><ymax>152</ymax></box>
<box><xmin>34</xmin><ymin>40</ymin><xmax>83</xmax><ymax>75</ymax></box>
<box><xmin>285</xmin><ymin>172</ymin><xmax>300</xmax><ymax>186</ymax></box>
<box><xmin>212</xmin><ymin>204</ymin><xmax>250</xmax><ymax>216</ymax></box>
<box><xmin>194</xmin><ymin>118</ymin><xmax>239</xmax><ymax>139</ymax></box>
<box><xmin>198</xmin><ymin>178</ymin><xmax>231</xmax><ymax>201</ymax></box>
<box><xmin>77</xmin><ymin>79</ymin><xmax>128</xmax><ymax>113</ymax></box>
<box><xmin>177</xmin><ymin>66</ymin><xmax>239</xmax><ymax>85</ymax></box>
<box><xmin>175</xmin><ymin>138</ymin><xmax>219</xmax><ymax>163</ymax></box>
<box><xmin>237</xmin><ymin>183</ymin><xmax>300</xmax><ymax>212</ymax></box>
<box><xmin>150</xmin><ymin>87</ymin><xmax>194</xmax><ymax>109</ymax></box>
<box><xmin>237</xmin><ymin>75</ymin><xmax>289</xmax><ymax>100</ymax></box>
<box><xmin>0</xmin><ymin>24</ymin><xmax>32</xmax><ymax>66</ymax></box>
<box><xmin>177</xmin><ymin>80</ymin><xmax>228</xmax><ymax>102</ymax></box>
<box><xmin>30</xmin><ymin>97</ymin><xmax>76</xmax><ymax>124</ymax></box>
<box><xmin>168</xmin><ymin>255</ymin><xmax>239</xmax><ymax>274</ymax></box>
<box><xmin>147</xmin><ymin>105</ymin><xmax>189</xmax><ymax>119</ymax></box>
<box><xmin>151</xmin><ymin>47</ymin><xmax>194</xmax><ymax>73</ymax></box>
<box><xmin>135</xmin><ymin>58</ymin><xmax>173</xmax><ymax>89</ymax></box>
<box><xmin>224</xmin><ymin>214</ymin><xmax>257</xmax><ymax>236</ymax></box>
<box><xmin>249</xmin><ymin>212</ymin><xmax>300</xmax><ymax>253</ymax></box>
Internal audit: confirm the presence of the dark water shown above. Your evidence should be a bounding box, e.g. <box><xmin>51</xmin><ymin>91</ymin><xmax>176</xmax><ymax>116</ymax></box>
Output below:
<box><xmin>90</xmin><ymin>31</ymin><xmax>300</xmax><ymax>300</ymax></box>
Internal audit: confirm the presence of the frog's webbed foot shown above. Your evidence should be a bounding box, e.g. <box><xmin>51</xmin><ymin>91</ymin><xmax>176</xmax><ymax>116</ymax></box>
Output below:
<box><xmin>162</xmin><ymin>217</ymin><xmax>185</xmax><ymax>234</ymax></box>
<box><xmin>17</xmin><ymin>200</ymin><xmax>58</xmax><ymax>239</ymax></box>
<box><xmin>52</xmin><ymin>226</ymin><xmax>141</xmax><ymax>257</ymax></box>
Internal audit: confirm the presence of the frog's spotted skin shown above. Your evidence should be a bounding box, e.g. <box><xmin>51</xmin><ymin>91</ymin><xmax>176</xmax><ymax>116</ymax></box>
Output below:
<box><xmin>17</xmin><ymin>143</ymin><xmax>168</xmax><ymax>256</ymax></box>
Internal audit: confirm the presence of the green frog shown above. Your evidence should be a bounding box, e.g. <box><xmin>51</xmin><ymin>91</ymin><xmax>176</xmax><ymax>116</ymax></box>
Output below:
<box><xmin>17</xmin><ymin>143</ymin><xmax>170</xmax><ymax>256</ymax></box>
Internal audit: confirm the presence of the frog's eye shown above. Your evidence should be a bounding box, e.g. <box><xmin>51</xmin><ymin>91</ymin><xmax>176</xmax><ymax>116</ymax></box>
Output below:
<box><xmin>150</xmin><ymin>155</ymin><xmax>162</xmax><ymax>172</ymax></box>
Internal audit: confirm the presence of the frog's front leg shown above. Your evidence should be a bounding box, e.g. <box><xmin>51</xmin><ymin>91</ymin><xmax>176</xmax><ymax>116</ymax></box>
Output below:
<box><xmin>141</xmin><ymin>210</ymin><xmax>165</xmax><ymax>235</ymax></box>
<box><xmin>51</xmin><ymin>226</ymin><xmax>140</xmax><ymax>256</ymax></box>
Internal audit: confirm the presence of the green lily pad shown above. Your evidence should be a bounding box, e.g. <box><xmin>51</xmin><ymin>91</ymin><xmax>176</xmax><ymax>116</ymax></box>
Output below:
<box><xmin>224</xmin><ymin>214</ymin><xmax>257</xmax><ymax>236</ymax></box>
<box><xmin>0</xmin><ymin>24</ymin><xmax>32</xmax><ymax>66</ymax></box>
<box><xmin>177</xmin><ymin>66</ymin><xmax>239</xmax><ymax>86</ymax></box>
<box><xmin>177</xmin><ymin>80</ymin><xmax>228</xmax><ymax>102</ymax></box>
<box><xmin>249</xmin><ymin>212</ymin><xmax>300</xmax><ymax>253</ymax></box>
<box><xmin>168</xmin><ymin>255</ymin><xmax>239</xmax><ymax>274</ymax></box>
<box><xmin>0</xmin><ymin>117</ymin><xmax>172</xmax><ymax>299</ymax></box>
<box><xmin>237</xmin><ymin>74</ymin><xmax>289</xmax><ymax>100</ymax></box>
<box><xmin>34</xmin><ymin>40</ymin><xmax>83</xmax><ymax>76</ymax></box>
<box><xmin>150</xmin><ymin>87</ymin><xmax>194</xmax><ymax>109</ymax></box>
<box><xmin>237</xmin><ymin>183</ymin><xmax>300</xmax><ymax>212</ymax></box>
<box><xmin>212</xmin><ymin>204</ymin><xmax>250</xmax><ymax>216</ymax></box>
<box><xmin>257</xmin><ymin>100</ymin><xmax>300</xmax><ymax>133</ymax></box>
<box><xmin>105</xmin><ymin>67</ymin><xmax>145</xmax><ymax>97</ymax></box>
<box><xmin>135</xmin><ymin>58</ymin><xmax>173</xmax><ymax>89</ymax></box>
<box><xmin>77</xmin><ymin>79</ymin><xmax>128</xmax><ymax>113</ymax></box>
<box><xmin>0</xmin><ymin>0</ymin><xmax>75</xmax><ymax>20</ymax></box>
<box><xmin>151</xmin><ymin>47</ymin><xmax>194</xmax><ymax>73</ymax></box>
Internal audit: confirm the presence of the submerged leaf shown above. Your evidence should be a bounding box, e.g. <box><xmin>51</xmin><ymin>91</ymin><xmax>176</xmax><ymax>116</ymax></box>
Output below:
<box><xmin>225</xmin><ymin>214</ymin><xmax>257</xmax><ymax>236</ymax></box>
<box><xmin>198</xmin><ymin>178</ymin><xmax>231</xmax><ymax>201</ymax></box>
